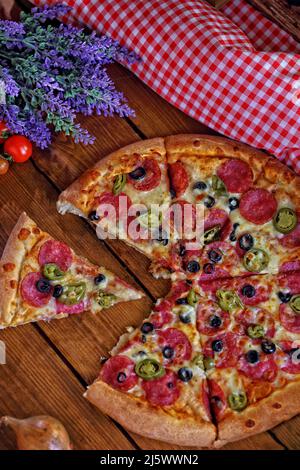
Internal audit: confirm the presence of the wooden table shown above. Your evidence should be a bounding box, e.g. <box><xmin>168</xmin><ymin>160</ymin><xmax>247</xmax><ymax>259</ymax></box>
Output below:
<box><xmin>0</xmin><ymin>8</ymin><xmax>299</xmax><ymax>453</ymax></box>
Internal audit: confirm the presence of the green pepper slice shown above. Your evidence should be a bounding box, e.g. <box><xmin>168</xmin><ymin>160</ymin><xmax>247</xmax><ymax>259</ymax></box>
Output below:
<box><xmin>203</xmin><ymin>225</ymin><xmax>221</xmax><ymax>245</ymax></box>
<box><xmin>216</xmin><ymin>289</ymin><xmax>243</xmax><ymax>313</ymax></box>
<box><xmin>58</xmin><ymin>282</ymin><xmax>86</xmax><ymax>305</ymax></box>
<box><xmin>243</xmin><ymin>248</ymin><xmax>269</xmax><ymax>272</ymax></box>
<box><xmin>187</xmin><ymin>289</ymin><xmax>199</xmax><ymax>307</ymax></box>
<box><xmin>135</xmin><ymin>358</ymin><xmax>165</xmax><ymax>380</ymax></box>
<box><xmin>290</xmin><ymin>295</ymin><xmax>300</xmax><ymax>315</ymax></box>
<box><xmin>192</xmin><ymin>353</ymin><xmax>204</xmax><ymax>370</ymax></box>
<box><xmin>96</xmin><ymin>291</ymin><xmax>117</xmax><ymax>308</ymax></box>
<box><xmin>43</xmin><ymin>263</ymin><xmax>65</xmax><ymax>281</ymax></box>
<box><xmin>228</xmin><ymin>392</ymin><xmax>248</xmax><ymax>411</ymax></box>
<box><xmin>212</xmin><ymin>175</ymin><xmax>227</xmax><ymax>196</ymax></box>
<box><xmin>247</xmin><ymin>324</ymin><xmax>265</xmax><ymax>339</ymax></box>
<box><xmin>113</xmin><ymin>174</ymin><xmax>126</xmax><ymax>195</ymax></box>
<box><xmin>203</xmin><ymin>357</ymin><xmax>215</xmax><ymax>370</ymax></box>
<box><xmin>273</xmin><ymin>207</ymin><xmax>297</xmax><ymax>234</ymax></box>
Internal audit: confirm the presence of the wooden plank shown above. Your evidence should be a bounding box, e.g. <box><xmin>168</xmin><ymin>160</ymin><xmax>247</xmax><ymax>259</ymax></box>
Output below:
<box><xmin>0</xmin><ymin>324</ymin><xmax>135</xmax><ymax>450</ymax></box>
<box><xmin>247</xmin><ymin>0</ymin><xmax>300</xmax><ymax>42</ymax></box>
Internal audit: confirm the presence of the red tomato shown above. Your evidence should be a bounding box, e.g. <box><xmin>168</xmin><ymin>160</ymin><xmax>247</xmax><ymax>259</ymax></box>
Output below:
<box><xmin>0</xmin><ymin>121</ymin><xmax>9</xmax><ymax>144</ymax></box>
<box><xmin>0</xmin><ymin>157</ymin><xmax>9</xmax><ymax>175</ymax></box>
<box><xmin>4</xmin><ymin>135</ymin><xmax>32</xmax><ymax>163</ymax></box>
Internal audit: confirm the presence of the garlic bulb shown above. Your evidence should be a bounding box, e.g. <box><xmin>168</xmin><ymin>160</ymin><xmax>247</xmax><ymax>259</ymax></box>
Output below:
<box><xmin>0</xmin><ymin>415</ymin><xmax>72</xmax><ymax>450</ymax></box>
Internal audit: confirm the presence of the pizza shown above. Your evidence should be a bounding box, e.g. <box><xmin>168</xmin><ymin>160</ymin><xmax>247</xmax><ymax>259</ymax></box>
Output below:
<box><xmin>57</xmin><ymin>135</ymin><xmax>300</xmax><ymax>447</ymax></box>
<box><xmin>0</xmin><ymin>213</ymin><xmax>143</xmax><ymax>328</ymax></box>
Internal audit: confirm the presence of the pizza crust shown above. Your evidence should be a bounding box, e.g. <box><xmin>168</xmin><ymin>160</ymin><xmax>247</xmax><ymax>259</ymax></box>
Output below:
<box><xmin>215</xmin><ymin>380</ymin><xmax>300</xmax><ymax>448</ymax></box>
<box><xmin>0</xmin><ymin>212</ymin><xmax>38</xmax><ymax>326</ymax></box>
<box><xmin>84</xmin><ymin>380</ymin><xmax>217</xmax><ymax>448</ymax></box>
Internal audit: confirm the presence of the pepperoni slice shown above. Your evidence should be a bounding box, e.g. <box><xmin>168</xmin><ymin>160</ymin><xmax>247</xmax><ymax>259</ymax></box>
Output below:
<box><xmin>203</xmin><ymin>332</ymin><xmax>239</xmax><ymax>368</ymax></box>
<box><xmin>204</xmin><ymin>209</ymin><xmax>232</xmax><ymax>241</ymax></box>
<box><xmin>202</xmin><ymin>381</ymin><xmax>212</xmax><ymax>421</ymax></box>
<box><xmin>197</xmin><ymin>301</ymin><xmax>230</xmax><ymax>336</ymax></box>
<box><xmin>142</xmin><ymin>370</ymin><xmax>180</xmax><ymax>406</ymax></box>
<box><xmin>217</xmin><ymin>159</ymin><xmax>253</xmax><ymax>193</ymax></box>
<box><xmin>280</xmin><ymin>261</ymin><xmax>300</xmax><ymax>273</ymax></box>
<box><xmin>234</xmin><ymin>278</ymin><xmax>270</xmax><ymax>306</ymax></box>
<box><xmin>169</xmin><ymin>161</ymin><xmax>189</xmax><ymax>197</ymax></box>
<box><xmin>279</xmin><ymin>303</ymin><xmax>300</xmax><ymax>333</ymax></box>
<box><xmin>21</xmin><ymin>272</ymin><xmax>52</xmax><ymax>308</ymax></box>
<box><xmin>95</xmin><ymin>191</ymin><xmax>132</xmax><ymax>221</ymax></box>
<box><xmin>278</xmin><ymin>272</ymin><xmax>300</xmax><ymax>294</ymax></box>
<box><xmin>200</xmin><ymin>241</ymin><xmax>239</xmax><ymax>280</ymax></box>
<box><xmin>38</xmin><ymin>240</ymin><xmax>73</xmax><ymax>272</ymax></box>
<box><xmin>157</xmin><ymin>328</ymin><xmax>192</xmax><ymax>364</ymax></box>
<box><xmin>279</xmin><ymin>222</ymin><xmax>300</xmax><ymax>248</ymax></box>
<box><xmin>151</xmin><ymin>280</ymin><xmax>190</xmax><ymax>326</ymax></box>
<box><xmin>208</xmin><ymin>379</ymin><xmax>227</xmax><ymax>422</ymax></box>
<box><xmin>56</xmin><ymin>300</ymin><xmax>86</xmax><ymax>315</ymax></box>
<box><xmin>278</xmin><ymin>341</ymin><xmax>300</xmax><ymax>374</ymax></box>
<box><xmin>239</xmin><ymin>189</ymin><xmax>277</xmax><ymax>225</ymax></box>
<box><xmin>198</xmin><ymin>267</ymin><xmax>231</xmax><ymax>284</ymax></box>
<box><xmin>100</xmin><ymin>355</ymin><xmax>138</xmax><ymax>391</ymax></box>
<box><xmin>238</xmin><ymin>354</ymin><xmax>277</xmax><ymax>382</ymax></box>
<box><xmin>129</xmin><ymin>158</ymin><xmax>161</xmax><ymax>191</ymax></box>
<box><xmin>235</xmin><ymin>308</ymin><xmax>275</xmax><ymax>338</ymax></box>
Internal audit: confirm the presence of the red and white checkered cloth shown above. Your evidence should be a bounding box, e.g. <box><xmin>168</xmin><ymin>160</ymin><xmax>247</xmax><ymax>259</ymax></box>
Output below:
<box><xmin>34</xmin><ymin>0</ymin><xmax>300</xmax><ymax>174</ymax></box>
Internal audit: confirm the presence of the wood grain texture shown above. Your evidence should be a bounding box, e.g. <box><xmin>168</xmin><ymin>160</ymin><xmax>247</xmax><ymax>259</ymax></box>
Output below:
<box><xmin>247</xmin><ymin>0</ymin><xmax>300</xmax><ymax>41</ymax></box>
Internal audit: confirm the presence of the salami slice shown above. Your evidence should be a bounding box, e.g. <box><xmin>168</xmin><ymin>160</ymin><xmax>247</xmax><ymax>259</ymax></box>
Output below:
<box><xmin>157</xmin><ymin>328</ymin><xmax>192</xmax><ymax>364</ymax></box>
<box><xmin>129</xmin><ymin>158</ymin><xmax>161</xmax><ymax>191</ymax></box>
<box><xmin>100</xmin><ymin>355</ymin><xmax>138</xmax><ymax>391</ymax></box>
<box><xmin>217</xmin><ymin>159</ymin><xmax>253</xmax><ymax>193</ymax></box>
<box><xmin>197</xmin><ymin>301</ymin><xmax>230</xmax><ymax>336</ymax></box>
<box><xmin>149</xmin><ymin>304</ymin><xmax>174</xmax><ymax>329</ymax></box>
<box><xmin>203</xmin><ymin>332</ymin><xmax>239</xmax><ymax>368</ymax></box>
<box><xmin>238</xmin><ymin>354</ymin><xmax>277</xmax><ymax>382</ymax></box>
<box><xmin>21</xmin><ymin>272</ymin><xmax>52</xmax><ymax>308</ymax></box>
<box><xmin>239</xmin><ymin>189</ymin><xmax>277</xmax><ymax>225</ymax></box>
<box><xmin>142</xmin><ymin>370</ymin><xmax>180</xmax><ymax>406</ymax></box>
<box><xmin>168</xmin><ymin>161</ymin><xmax>189</xmax><ymax>197</ymax></box>
<box><xmin>38</xmin><ymin>240</ymin><xmax>73</xmax><ymax>272</ymax></box>
<box><xmin>208</xmin><ymin>379</ymin><xmax>227</xmax><ymax>422</ymax></box>
<box><xmin>204</xmin><ymin>209</ymin><xmax>232</xmax><ymax>241</ymax></box>
<box><xmin>235</xmin><ymin>308</ymin><xmax>275</xmax><ymax>338</ymax></box>
<box><xmin>56</xmin><ymin>300</ymin><xmax>86</xmax><ymax>315</ymax></box>
<box><xmin>278</xmin><ymin>272</ymin><xmax>300</xmax><ymax>294</ymax></box>
<box><xmin>279</xmin><ymin>303</ymin><xmax>300</xmax><ymax>333</ymax></box>
<box><xmin>279</xmin><ymin>222</ymin><xmax>300</xmax><ymax>248</ymax></box>
<box><xmin>280</xmin><ymin>261</ymin><xmax>300</xmax><ymax>273</ymax></box>
<box><xmin>235</xmin><ymin>279</ymin><xmax>270</xmax><ymax>306</ymax></box>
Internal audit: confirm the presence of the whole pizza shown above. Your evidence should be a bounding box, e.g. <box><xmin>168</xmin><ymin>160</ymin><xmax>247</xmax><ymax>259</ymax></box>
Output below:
<box><xmin>2</xmin><ymin>134</ymin><xmax>300</xmax><ymax>448</ymax></box>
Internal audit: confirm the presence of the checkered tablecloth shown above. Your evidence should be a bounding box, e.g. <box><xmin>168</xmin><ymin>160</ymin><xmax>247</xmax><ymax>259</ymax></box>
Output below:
<box><xmin>34</xmin><ymin>0</ymin><xmax>300</xmax><ymax>174</ymax></box>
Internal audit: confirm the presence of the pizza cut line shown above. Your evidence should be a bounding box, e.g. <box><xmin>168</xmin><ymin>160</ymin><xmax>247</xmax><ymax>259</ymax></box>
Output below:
<box><xmin>0</xmin><ymin>212</ymin><xmax>143</xmax><ymax>328</ymax></box>
<box><xmin>57</xmin><ymin>135</ymin><xmax>300</xmax><ymax>447</ymax></box>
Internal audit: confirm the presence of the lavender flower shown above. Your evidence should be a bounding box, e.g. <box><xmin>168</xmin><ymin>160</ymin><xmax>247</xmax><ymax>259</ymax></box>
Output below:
<box><xmin>0</xmin><ymin>4</ymin><xmax>137</xmax><ymax>148</ymax></box>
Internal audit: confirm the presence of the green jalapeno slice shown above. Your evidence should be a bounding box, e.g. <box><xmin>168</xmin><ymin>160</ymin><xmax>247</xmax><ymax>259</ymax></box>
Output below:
<box><xmin>58</xmin><ymin>282</ymin><xmax>86</xmax><ymax>305</ymax></box>
<box><xmin>203</xmin><ymin>225</ymin><xmax>221</xmax><ymax>245</ymax></box>
<box><xmin>187</xmin><ymin>289</ymin><xmax>199</xmax><ymax>307</ymax></box>
<box><xmin>113</xmin><ymin>174</ymin><xmax>126</xmax><ymax>195</ymax></box>
<box><xmin>228</xmin><ymin>392</ymin><xmax>247</xmax><ymax>411</ymax></box>
<box><xmin>96</xmin><ymin>291</ymin><xmax>117</xmax><ymax>308</ymax></box>
<box><xmin>212</xmin><ymin>175</ymin><xmax>227</xmax><ymax>196</ymax></box>
<box><xmin>135</xmin><ymin>358</ymin><xmax>165</xmax><ymax>380</ymax></box>
<box><xmin>43</xmin><ymin>263</ymin><xmax>65</xmax><ymax>281</ymax></box>
<box><xmin>243</xmin><ymin>248</ymin><xmax>269</xmax><ymax>272</ymax></box>
<box><xmin>216</xmin><ymin>289</ymin><xmax>243</xmax><ymax>313</ymax></box>
<box><xmin>290</xmin><ymin>295</ymin><xmax>300</xmax><ymax>315</ymax></box>
<box><xmin>273</xmin><ymin>207</ymin><xmax>297</xmax><ymax>234</ymax></box>
<box><xmin>247</xmin><ymin>324</ymin><xmax>265</xmax><ymax>339</ymax></box>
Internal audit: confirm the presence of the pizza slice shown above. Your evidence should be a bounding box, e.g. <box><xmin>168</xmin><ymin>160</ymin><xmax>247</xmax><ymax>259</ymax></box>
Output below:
<box><xmin>196</xmin><ymin>272</ymin><xmax>300</xmax><ymax>447</ymax></box>
<box><xmin>85</xmin><ymin>280</ymin><xmax>217</xmax><ymax>447</ymax></box>
<box><xmin>57</xmin><ymin>138</ymin><xmax>174</xmax><ymax>270</ymax></box>
<box><xmin>0</xmin><ymin>213</ymin><xmax>143</xmax><ymax>328</ymax></box>
<box><xmin>164</xmin><ymin>134</ymin><xmax>300</xmax><ymax>279</ymax></box>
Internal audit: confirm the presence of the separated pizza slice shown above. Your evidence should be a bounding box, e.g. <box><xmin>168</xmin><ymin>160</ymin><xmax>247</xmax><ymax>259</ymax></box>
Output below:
<box><xmin>164</xmin><ymin>134</ymin><xmax>300</xmax><ymax>279</ymax></box>
<box><xmin>57</xmin><ymin>138</ymin><xmax>174</xmax><ymax>271</ymax></box>
<box><xmin>0</xmin><ymin>213</ymin><xmax>143</xmax><ymax>328</ymax></box>
<box><xmin>85</xmin><ymin>280</ymin><xmax>217</xmax><ymax>447</ymax></box>
<box><xmin>195</xmin><ymin>272</ymin><xmax>300</xmax><ymax>447</ymax></box>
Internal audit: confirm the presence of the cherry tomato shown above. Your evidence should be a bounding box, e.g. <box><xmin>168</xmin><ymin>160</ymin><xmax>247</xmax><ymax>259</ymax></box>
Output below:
<box><xmin>0</xmin><ymin>121</ymin><xmax>9</xmax><ymax>144</ymax></box>
<box><xmin>0</xmin><ymin>157</ymin><xmax>9</xmax><ymax>175</ymax></box>
<box><xmin>4</xmin><ymin>135</ymin><xmax>32</xmax><ymax>163</ymax></box>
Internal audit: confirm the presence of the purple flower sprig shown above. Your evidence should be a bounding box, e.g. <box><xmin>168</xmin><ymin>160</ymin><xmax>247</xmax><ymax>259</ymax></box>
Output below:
<box><xmin>0</xmin><ymin>4</ymin><xmax>138</xmax><ymax>148</ymax></box>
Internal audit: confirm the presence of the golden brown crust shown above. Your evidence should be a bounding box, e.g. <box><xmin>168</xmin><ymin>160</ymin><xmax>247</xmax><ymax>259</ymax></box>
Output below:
<box><xmin>215</xmin><ymin>380</ymin><xmax>300</xmax><ymax>448</ymax></box>
<box><xmin>57</xmin><ymin>137</ymin><xmax>166</xmax><ymax>215</ymax></box>
<box><xmin>85</xmin><ymin>380</ymin><xmax>216</xmax><ymax>448</ymax></box>
<box><xmin>0</xmin><ymin>213</ymin><xmax>39</xmax><ymax>326</ymax></box>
